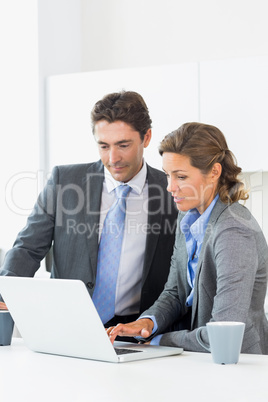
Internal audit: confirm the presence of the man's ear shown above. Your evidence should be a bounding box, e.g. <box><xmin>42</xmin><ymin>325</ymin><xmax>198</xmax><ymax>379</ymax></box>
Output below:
<box><xmin>143</xmin><ymin>129</ymin><xmax>152</xmax><ymax>148</ymax></box>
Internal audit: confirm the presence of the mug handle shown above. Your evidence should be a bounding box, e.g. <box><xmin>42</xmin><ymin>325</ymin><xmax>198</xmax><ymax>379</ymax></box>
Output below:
<box><xmin>196</xmin><ymin>326</ymin><xmax>210</xmax><ymax>351</ymax></box>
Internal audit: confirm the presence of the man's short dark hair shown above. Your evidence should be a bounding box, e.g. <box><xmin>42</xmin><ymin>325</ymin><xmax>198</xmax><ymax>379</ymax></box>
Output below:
<box><xmin>91</xmin><ymin>90</ymin><xmax>152</xmax><ymax>141</ymax></box>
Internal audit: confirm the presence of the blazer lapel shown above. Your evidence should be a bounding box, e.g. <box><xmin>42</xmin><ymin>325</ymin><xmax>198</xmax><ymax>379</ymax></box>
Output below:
<box><xmin>191</xmin><ymin>199</ymin><xmax>228</xmax><ymax>326</ymax></box>
<box><xmin>141</xmin><ymin>165</ymin><xmax>163</xmax><ymax>286</ymax></box>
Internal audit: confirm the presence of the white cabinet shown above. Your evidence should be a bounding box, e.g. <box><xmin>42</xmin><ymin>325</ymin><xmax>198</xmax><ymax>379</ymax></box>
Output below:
<box><xmin>47</xmin><ymin>56</ymin><xmax>268</xmax><ymax>172</ymax></box>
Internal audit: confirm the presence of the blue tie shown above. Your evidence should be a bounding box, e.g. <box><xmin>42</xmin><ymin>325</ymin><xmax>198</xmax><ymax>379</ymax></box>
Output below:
<box><xmin>92</xmin><ymin>184</ymin><xmax>131</xmax><ymax>324</ymax></box>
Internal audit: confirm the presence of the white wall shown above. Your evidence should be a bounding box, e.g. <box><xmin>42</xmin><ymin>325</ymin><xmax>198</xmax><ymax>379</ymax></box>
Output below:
<box><xmin>80</xmin><ymin>0</ymin><xmax>268</xmax><ymax>71</ymax></box>
<box><xmin>1</xmin><ymin>0</ymin><xmax>83</xmax><ymax>262</ymax></box>
<box><xmin>0</xmin><ymin>0</ymin><xmax>39</xmax><ymax>261</ymax></box>
<box><xmin>38</xmin><ymin>0</ymin><xmax>82</xmax><ymax>173</ymax></box>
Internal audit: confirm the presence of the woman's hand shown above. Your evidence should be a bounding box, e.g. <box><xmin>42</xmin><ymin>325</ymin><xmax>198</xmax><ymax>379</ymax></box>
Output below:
<box><xmin>106</xmin><ymin>318</ymin><xmax>154</xmax><ymax>344</ymax></box>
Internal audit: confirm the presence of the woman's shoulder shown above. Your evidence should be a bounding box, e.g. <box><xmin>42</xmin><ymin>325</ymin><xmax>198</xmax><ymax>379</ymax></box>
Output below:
<box><xmin>212</xmin><ymin>199</ymin><xmax>263</xmax><ymax>235</ymax></box>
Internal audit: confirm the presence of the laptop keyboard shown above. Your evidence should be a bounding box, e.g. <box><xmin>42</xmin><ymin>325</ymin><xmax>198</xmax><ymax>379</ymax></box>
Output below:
<box><xmin>114</xmin><ymin>347</ymin><xmax>143</xmax><ymax>355</ymax></box>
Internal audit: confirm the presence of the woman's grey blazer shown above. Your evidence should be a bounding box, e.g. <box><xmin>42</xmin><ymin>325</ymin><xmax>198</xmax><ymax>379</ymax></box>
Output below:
<box><xmin>141</xmin><ymin>198</ymin><xmax>268</xmax><ymax>354</ymax></box>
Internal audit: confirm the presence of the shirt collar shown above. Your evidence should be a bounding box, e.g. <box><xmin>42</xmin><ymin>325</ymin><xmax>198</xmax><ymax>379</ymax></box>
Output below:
<box><xmin>104</xmin><ymin>160</ymin><xmax>147</xmax><ymax>195</ymax></box>
<box><xmin>180</xmin><ymin>194</ymin><xmax>219</xmax><ymax>242</ymax></box>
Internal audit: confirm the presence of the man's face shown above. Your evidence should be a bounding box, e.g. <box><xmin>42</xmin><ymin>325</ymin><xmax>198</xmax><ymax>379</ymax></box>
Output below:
<box><xmin>94</xmin><ymin>120</ymin><xmax>151</xmax><ymax>183</ymax></box>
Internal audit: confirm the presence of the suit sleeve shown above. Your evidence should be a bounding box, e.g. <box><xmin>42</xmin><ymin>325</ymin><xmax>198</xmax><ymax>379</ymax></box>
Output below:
<box><xmin>0</xmin><ymin>167</ymin><xmax>58</xmax><ymax>277</ymax></box>
<box><xmin>140</xmin><ymin>215</ymin><xmax>190</xmax><ymax>331</ymax></box>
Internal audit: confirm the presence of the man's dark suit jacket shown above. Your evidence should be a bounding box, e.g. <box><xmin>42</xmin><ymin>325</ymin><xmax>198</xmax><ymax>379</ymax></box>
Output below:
<box><xmin>1</xmin><ymin>160</ymin><xmax>178</xmax><ymax>317</ymax></box>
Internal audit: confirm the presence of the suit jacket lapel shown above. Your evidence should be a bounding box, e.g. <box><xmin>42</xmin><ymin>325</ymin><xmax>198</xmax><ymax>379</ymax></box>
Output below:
<box><xmin>141</xmin><ymin>164</ymin><xmax>163</xmax><ymax>286</ymax></box>
<box><xmin>82</xmin><ymin>160</ymin><xmax>104</xmax><ymax>276</ymax></box>
<box><xmin>191</xmin><ymin>199</ymin><xmax>228</xmax><ymax>326</ymax></box>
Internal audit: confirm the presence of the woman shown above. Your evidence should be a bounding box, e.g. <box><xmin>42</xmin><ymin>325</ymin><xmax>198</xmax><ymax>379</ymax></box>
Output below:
<box><xmin>107</xmin><ymin>122</ymin><xmax>268</xmax><ymax>354</ymax></box>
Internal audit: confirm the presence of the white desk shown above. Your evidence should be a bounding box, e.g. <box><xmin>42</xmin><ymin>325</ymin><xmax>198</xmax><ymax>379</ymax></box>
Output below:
<box><xmin>0</xmin><ymin>339</ymin><xmax>267</xmax><ymax>402</ymax></box>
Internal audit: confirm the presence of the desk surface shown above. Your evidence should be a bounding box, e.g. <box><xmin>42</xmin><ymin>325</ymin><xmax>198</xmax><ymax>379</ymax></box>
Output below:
<box><xmin>0</xmin><ymin>338</ymin><xmax>267</xmax><ymax>402</ymax></box>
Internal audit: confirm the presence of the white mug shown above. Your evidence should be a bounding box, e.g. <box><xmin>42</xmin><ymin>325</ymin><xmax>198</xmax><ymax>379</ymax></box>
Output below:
<box><xmin>196</xmin><ymin>321</ymin><xmax>245</xmax><ymax>364</ymax></box>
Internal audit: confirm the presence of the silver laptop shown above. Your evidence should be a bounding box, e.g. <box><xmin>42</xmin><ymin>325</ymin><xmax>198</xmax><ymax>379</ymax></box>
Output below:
<box><xmin>0</xmin><ymin>276</ymin><xmax>183</xmax><ymax>363</ymax></box>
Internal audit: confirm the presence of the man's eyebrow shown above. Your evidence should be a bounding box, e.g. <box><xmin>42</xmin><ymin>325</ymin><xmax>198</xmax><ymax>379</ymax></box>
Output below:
<box><xmin>97</xmin><ymin>139</ymin><xmax>132</xmax><ymax>145</ymax></box>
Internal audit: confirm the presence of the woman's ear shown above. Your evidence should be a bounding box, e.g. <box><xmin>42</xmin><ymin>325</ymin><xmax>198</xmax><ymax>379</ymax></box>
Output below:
<box><xmin>211</xmin><ymin>163</ymin><xmax>222</xmax><ymax>181</ymax></box>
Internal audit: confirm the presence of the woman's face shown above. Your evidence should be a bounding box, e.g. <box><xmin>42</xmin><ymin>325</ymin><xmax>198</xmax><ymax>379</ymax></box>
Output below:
<box><xmin>162</xmin><ymin>152</ymin><xmax>220</xmax><ymax>214</ymax></box>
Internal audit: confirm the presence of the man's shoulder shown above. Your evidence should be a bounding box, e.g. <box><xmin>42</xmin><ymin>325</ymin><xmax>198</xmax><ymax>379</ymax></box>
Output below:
<box><xmin>52</xmin><ymin>160</ymin><xmax>104</xmax><ymax>176</ymax></box>
<box><xmin>146</xmin><ymin>163</ymin><xmax>167</xmax><ymax>183</ymax></box>
<box><xmin>146</xmin><ymin>163</ymin><xmax>178</xmax><ymax>218</ymax></box>
<box><xmin>48</xmin><ymin>161</ymin><xmax>104</xmax><ymax>187</ymax></box>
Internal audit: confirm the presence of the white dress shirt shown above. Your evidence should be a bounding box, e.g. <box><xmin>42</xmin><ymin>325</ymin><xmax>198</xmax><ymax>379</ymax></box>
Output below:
<box><xmin>98</xmin><ymin>162</ymin><xmax>148</xmax><ymax>316</ymax></box>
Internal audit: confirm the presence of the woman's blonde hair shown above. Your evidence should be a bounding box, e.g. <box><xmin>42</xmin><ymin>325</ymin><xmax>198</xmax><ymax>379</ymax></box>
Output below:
<box><xmin>159</xmin><ymin>122</ymin><xmax>248</xmax><ymax>204</ymax></box>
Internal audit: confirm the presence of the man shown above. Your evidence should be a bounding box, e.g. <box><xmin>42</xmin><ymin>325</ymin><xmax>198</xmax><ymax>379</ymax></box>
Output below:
<box><xmin>1</xmin><ymin>91</ymin><xmax>178</xmax><ymax>330</ymax></box>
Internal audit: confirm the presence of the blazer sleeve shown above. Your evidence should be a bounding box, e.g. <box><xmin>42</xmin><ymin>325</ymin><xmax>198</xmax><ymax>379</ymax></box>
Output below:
<box><xmin>0</xmin><ymin>167</ymin><xmax>58</xmax><ymax>277</ymax></box>
<box><xmin>140</xmin><ymin>214</ymin><xmax>190</xmax><ymax>330</ymax></box>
